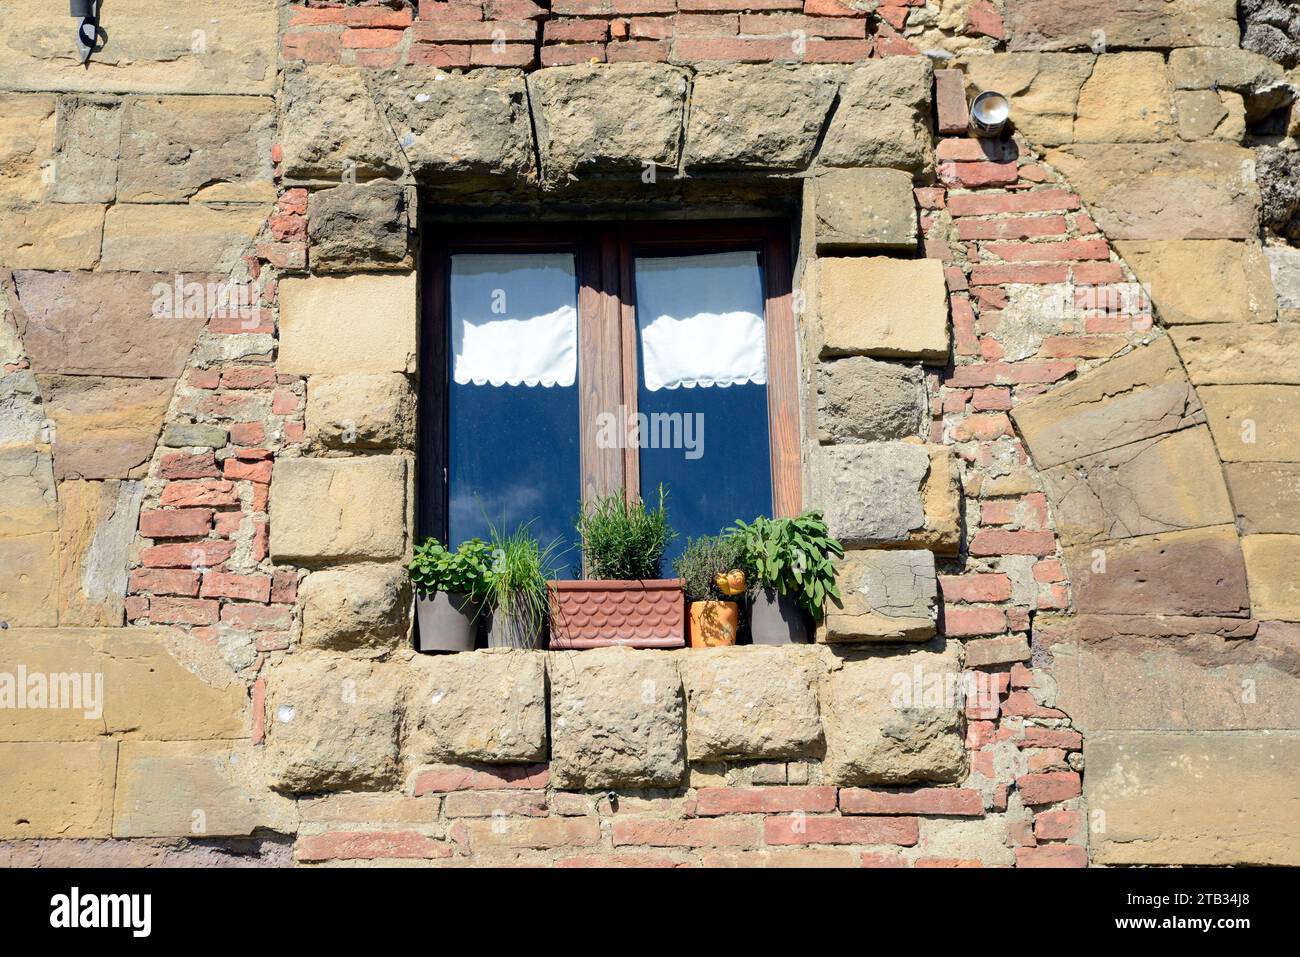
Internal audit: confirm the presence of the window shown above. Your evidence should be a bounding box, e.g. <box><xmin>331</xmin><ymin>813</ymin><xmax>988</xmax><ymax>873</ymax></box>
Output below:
<box><xmin>419</xmin><ymin>221</ymin><xmax>800</xmax><ymax>577</ymax></box>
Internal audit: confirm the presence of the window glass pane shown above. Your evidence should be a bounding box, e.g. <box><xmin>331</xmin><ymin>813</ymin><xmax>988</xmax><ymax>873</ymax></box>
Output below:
<box><xmin>448</xmin><ymin>253</ymin><xmax>581</xmax><ymax>577</ymax></box>
<box><xmin>634</xmin><ymin>251</ymin><xmax>773</xmax><ymax>570</ymax></box>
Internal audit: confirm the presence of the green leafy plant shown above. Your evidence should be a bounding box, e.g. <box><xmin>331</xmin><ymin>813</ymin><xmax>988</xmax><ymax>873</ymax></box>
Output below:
<box><xmin>575</xmin><ymin>484</ymin><xmax>674</xmax><ymax>580</ymax></box>
<box><xmin>409</xmin><ymin>537</ymin><xmax>493</xmax><ymax>601</ymax></box>
<box><xmin>673</xmin><ymin>533</ymin><xmax>746</xmax><ymax>602</ymax></box>
<box><xmin>730</xmin><ymin>511</ymin><xmax>845</xmax><ymax>621</ymax></box>
<box><xmin>484</xmin><ymin>522</ymin><xmax>562</xmax><ymax>645</ymax></box>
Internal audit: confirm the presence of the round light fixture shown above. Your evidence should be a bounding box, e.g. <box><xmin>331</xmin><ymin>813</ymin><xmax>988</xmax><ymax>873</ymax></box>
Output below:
<box><xmin>969</xmin><ymin>91</ymin><xmax>1011</xmax><ymax>138</ymax></box>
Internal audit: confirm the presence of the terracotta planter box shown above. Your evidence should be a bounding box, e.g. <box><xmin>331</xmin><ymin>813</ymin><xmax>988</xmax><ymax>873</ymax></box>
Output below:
<box><xmin>548</xmin><ymin>579</ymin><xmax>685</xmax><ymax>649</ymax></box>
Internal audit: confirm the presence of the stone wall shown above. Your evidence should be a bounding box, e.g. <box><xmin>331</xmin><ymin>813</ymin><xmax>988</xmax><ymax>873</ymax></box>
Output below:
<box><xmin>1</xmin><ymin>0</ymin><xmax>1297</xmax><ymax>867</ymax></box>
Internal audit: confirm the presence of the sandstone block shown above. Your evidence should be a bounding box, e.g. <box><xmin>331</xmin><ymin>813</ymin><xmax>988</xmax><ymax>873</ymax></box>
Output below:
<box><xmin>962</xmin><ymin>53</ymin><xmax>1093</xmax><ymax>146</ymax></box>
<box><xmin>1200</xmin><ymin>384</ymin><xmax>1300</xmax><ymax>462</ymax></box>
<box><xmin>57</xmin><ymin>479</ymin><xmax>144</xmax><ymax>627</ymax></box>
<box><xmin>1224</xmin><ymin>462</ymin><xmax>1300</xmax><ymax>534</ymax></box>
<box><xmin>808</xmin><ymin>442</ymin><xmax>929</xmax><ymax>546</ymax></box>
<box><xmin>1267</xmin><ymin>244</ymin><xmax>1300</xmax><ymax>320</ymax></box>
<box><xmin>1116</xmin><ymin>241</ymin><xmax>1276</xmax><ymax>325</ymax></box>
<box><xmin>1242</xmin><ymin>534</ymin><xmax>1300</xmax><ymax>621</ymax></box>
<box><xmin>299</xmin><ymin>563</ymin><xmax>411</xmax><ymax>653</ymax></box>
<box><xmin>0</xmin><ymin>741</ymin><xmax>116</xmax><ymax>839</ymax></box>
<box><xmin>100</xmin><ymin>204</ymin><xmax>268</xmax><ymax>273</ymax></box>
<box><xmin>1173</xmin><ymin>89</ymin><xmax>1245</xmax><ymax>141</ymax></box>
<box><xmin>816</xmin><ymin>356</ymin><xmax>925</xmax><ymax>443</ymax></box>
<box><xmin>915</xmin><ymin>444</ymin><xmax>962</xmax><ymax>555</ymax></box>
<box><xmin>814</xmin><ymin>168</ymin><xmax>917</xmax><ymax>252</ymax></box>
<box><xmin>306</xmin><ymin>373</ymin><xmax>417</xmax><ymax>450</ymax></box>
<box><xmin>1074</xmin><ymin>52</ymin><xmax>1174</xmax><ymax>142</ymax></box>
<box><xmin>1172</xmin><ymin>324</ymin><xmax>1300</xmax><ymax>384</ymax></box>
<box><xmin>0</xmin><ymin>94</ymin><xmax>56</xmax><ymax>203</ymax></box>
<box><xmin>821</xmin><ymin>549</ymin><xmax>937</xmax><ymax>643</ymax></box>
<box><xmin>280</xmin><ymin>65</ymin><xmax>404</xmax><ymax>182</ymax></box>
<box><xmin>307</xmin><ymin>180</ymin><xmax>412</xmax><ymax>273</ymax></box>
<box><xmin>0</xmin><ymin>446</ymin><xmax>56</xmax><ymax>537</ymax></box>
<box><xmin>0</xmin><ymin>203</ymin><xmax>104</xmax><ymax>270</ymax></box>
<box><xmin>819</xmin><ymin>257</ymin><xmax>949</xmax><ymax>363</ymax></box>
<box><xmin>278</xmin><ymin>272</ymin><xmax>417</xmax><ymax>376</ymax></box>
<box><xmin>1006</xmin><ymin>0</ymin><xmax>1239</xmax><ymax>52</ymax></box>
<box><xmin>51</xmin><ymin>96</ymin><xmax>122</xmax><ymax>204</ymax></box>
<box><xmin>0</xmin><ymin>532</ymin><xmax>58</xmax><ymax>627</ymax></box>
<box><xmin>819</xmin><ymin>58</ymin><xmax>933</xmax><ymax>176</ymax></box>
<box><xmin>35</xmin><ymin>374</ymin><xmax>173</xmax><ymax>480</ymax></box>
<box><xmin>269</xmin><ymin>456</ymin><xmax>409</xmax><ymax>565</ymax></box>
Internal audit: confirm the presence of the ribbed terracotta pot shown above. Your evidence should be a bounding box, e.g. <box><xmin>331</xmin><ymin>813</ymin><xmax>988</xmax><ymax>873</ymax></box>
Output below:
<box><xmin>688</xmin><ymin>600</ymin><xmax>739</xmax><ymax>648</ymax></box>
<box><xmin>548</xmin><ymin>579</ymin><xmax>685</xmax><ymax>649</ymax></box>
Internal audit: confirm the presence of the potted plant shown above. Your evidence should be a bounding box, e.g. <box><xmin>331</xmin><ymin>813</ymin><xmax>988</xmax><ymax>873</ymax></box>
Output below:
<box><xmin>484</xmin><ymin>523</ymin><xmax>562</xmax><ymax>649</ymax></box>
<box><xmin>549</xmin><ymin>485</ymin><xmax>685</xmax><ymax>649</ymax></box>
<box><xmin>673</xmin><ymin>533</ymin><xmax>747</xmax><ymax>648</ymax></box>
<box><xmin>409</xmin><ymin>538</ymin><xmax>492</xmax><ymax>652</ymax></box>
<box><xmin>731</xmin><ymin>511</ymin><xmax>844</xmax><ymax>645</ymax></box>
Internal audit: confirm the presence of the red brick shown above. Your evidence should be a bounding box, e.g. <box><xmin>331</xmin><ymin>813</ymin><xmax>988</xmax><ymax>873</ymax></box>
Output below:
<box><xmin>1034</xmin><ymin>808</ymin><xmax>1083</xmax><ymax>840</ymax></box>
<box><xmin>984</xmin><ymin>238</ymin><xmax>1110</xmax><ymax>262</ymax></box>
<box><xmin>139</xmin><ymin>508</ymin><xmax>213</xmax><ymax>539</ymax></box>
<box><xmin>128</xmin><ymin>568</ymin><xmax>201</xmax><ymax>597</ymax></box>
<box><xmin>220</xmin><ymin>603</ymin><xmax>292</xmax><ymax>632</ymax></box>
<box><xmin>1003</xmin><ymin>690</ymin><xmax>1067</xmax><ymax>719</ymax></box>
<box><xmin>344</xmin><ymin>7</ymin><xmax>414</xmax><ymax>28</ymax></box>
<box><xmin>939</xmin><ymin>161</ymin><xmax>1018</xmax><ymax>188</ymax></box>
<box><xmin>486</xmin><ymin>0</ymin><xmax>548</xmax><ymax>18</ymax></box>
<box><xmin>1016</xmin><ymin>771</ymin><xmax>1081</xmax><ymax>805</ymax></box>
<box><xmin>1027</xmin><ymin>748</ymin><xmax>1069</xmax><ymax>772</ymax></box>
<box><xmin>412</xmin><ymin>19</ymin><xmax>536</xmax><ymax>41</ymax></box>
<box><xmin>677</xmin><ymin>0</ymin><xmax>799</xmax><ymax>9</ymax></box>
<box><xmin>256</xmin><ymin>243</ymin><xmax>307</xmax><ymax>270</ymax></box>
<box><xmin>694</xmin><ymin>787</ymin><xmax>836</xmax><ymax>816</ymax></box>
<box><xmin>938</xmin><ymin>573</ymin><xmax>1012</xmax><ymax>603</ymax></box>
<box><xmin>271</xmin><ymin>569</ymin><xmax>299</xmax><ymax>604</ymax></box>
<box><xmin>804</xmin><ymin>0</ymin><xmax>868</xmax><ymax>13</ymax></box>
<box><xmin>188</xmin><ymin>369</ymin><xmax>221</xmax><ymax>390</ymax></box>
<box><xmin>159</xmin><ymin>451</ymin><xmax>220</xmax><ymax>480</ymax></box>
<box><xmin>140</xmin><ymin>540</ymin><xmax>236</xmax><ymax>569</ymax></box>
<box><xmin>271</xmin><ymin>389</ymin><xmax>300</xmax><ymax>415</ymax></box>
<box><xmin>1020</xmin><ymin>727</ymin><xmax>1082</xmax><ymax>750</ymax></box>
<box><xmin>408</xmin><ymin>42</ymin><xmax>473</xmax><ymax>66</ymax></box>
<box><xmin>800</xmin><ymin>38</ymin><xmax>872</xmax><ymax>61</ymax></box>
<box><xmin>553</xmin><ymin>0</ymin><xmax>676</xmax><ymax>11</ymax></box>
<box><xmin>221</xmin><ymin>367</ymin><xmax>277</xmax><ymax>390</ymax></box>
<box><xmin>224</xmin><ymin>458</ymin><xmax>273</xmax><ymax>483</ymax></box>
<box><xmin>674</xmin><ymin>12</ymin><xmax>739</xmax><ymax>34</ymax></box>
<box><xmin>969</xmin><ymin>529</ymin><xmax>1057</xmax><ymax>557</ymax></box>
<box><xmin>541</xmin><ymin>41</ymin><xmax>606</xmax><ymax>65</ymax></box>
<box><xmin>673</xmin><ymin>37</ymin><xmax>793</xmax><ymax>61</ymax></box>
<box><xmin>412</xmin><ymin>764</ymin><xmax>549</xmax><ymax>795</ymax></box>
<box><xmin>956</xmin><ymin>215</ymin><xmax>1068</xmax><ymax>241</ymax></box>
<box><xmin>545</xmin><ymin>18</ymin><xmax>610</xmax><ymax>42</ymax></box>
<box><xmin>557</xmin><ymin>853</ymin><xmax>683</xmax><ymax>867</ymax></box>
<box><xmin>419</xmin><ymin>0</ymin><xmax>485</xmax><ymax>21</ymax></box>
<box><xmin>942</xmin><ymin>605</ymin><xmax>1007</xmax><ymax>637</ymax></box>
<box><xmin>840</xmin><ymin>788</ymin><xmax>983</xmax><ymax>816</ymax></box>
<box><xmin>284</xmin><ymin>422</ymin><xmax>306</xmax><ymax>444</ymax></box>
<box><xmin>612</xmin><ymin>818</ymin><xmax>762</xmax><ymax>847</ymax></box>
<box><xmin>946</xmin><ymin>359</ymin><xmax>1076</xmax><ymax>387</ymax></box>
<box><xmin>859</xmin><ymin>850</ymin><xmax>908</xmax><ymax>867</ymax></box>
<box><xmin>1073</xmin><ymin>262</ymin><xmax>1125</xmax><ymax>283</ymax></box>
<box><xmin>470</xmin><ymin>42</ymin><xmax>536</xmax><ymax>65</ymax></box>
<box><xmin>289</xmin><ymin>6</ymin><xmax>345</xmax><ymax>26</ymax></box>
<box><xmin>269</xmin><ymin>213</ymin><xmax>306</xmax><ymax>242</ymax></box>
<box><xmin>738</xmin><ymin>13</ymin><xmax>866</xmax><ymax>36</ymax></box>
<box><xmin>1032</xmin><ymin>559</ymin><xmax>1066</xmax><ymax>583</ymax></box>
<box><xmin>607</xmin><ymin>38</ymin><xmax>669</xmax><ymax>60</ymax></box>
<box><xmin>213</xmin><ymin>511</ymin><xmax>243</xmax><ymax>537</ymax></box>
<box><xmin>442</xmin><ymin>790</ymin><xmax>549</xmax><ymax>817</ymax></box>
<box><xmin>971</xmin><ymin>386</ymin><xmax>1012</xmax><ymax>410</ymax></box>
<box><xmin>201</xmin><ymin>572</ymin><xmax>272</xmax><ymax>603</ymax></box>
<box><xmin>160</xmin><ymin>479</ymin><xmax>239</xmax><ymax>507</ymax></box>
<box><xmin>228</xmin><ymin>422</ymin><xmax>265</xmax><ymax>446</ymax></box>
<box><xmin>916</xmin><ymin>857</ymin><xmax>984</xmax><ymax>867</ymax></box>
<box><xmin>934</xmin><ymin>68</ymin><xmax>969</xmax><ymax>134</ymax></box>
<box><xmin>765</xmin><ymin>815</ymin><xmax>919</xmax><ymax>846</ymax></box>
<box><xmin>630</xmin><ymin>15</ymin><xmax>675</xmax><ymax>37</ymax></box>
<box><xmin>251</xmin><ymin>482</ymin><xmax>270</xmax><ymax>513</ymax></box>
<box><xmin>948</xmin><ymin>189</ymin><xmax>1080</xmax><ymax>217</ymax></box>
<box><xmin>282</xmin><ymin>32</ymin><xmax>343</xmax><ymax>64</ymax></box>
<box><xmin>966</xmin><ymin>720</ymin><xmax>997</xmax><ymax>749</ymax></box>
<box><xmin>1040</xmin><ymin>334</ymin><xmax>1125</xmax><ymax>359</ymax></box>
<box><xmin>951</xmin><ymin>412</ymin><xmax>1012</xmax><ymax>441</ymax></box>
<box><xmin>1015</xmin><ymin>844</ymin><xmax>1087</xmax><ymax>867</ymax></box>
<box><xmin>965</xmin><ymin>0</ymin><xmax>1004</xmax><ymax>39</ymax></box>
<box><xmin>147</xmin><ymin>596</ymin><xmax>220</xmax><ymax>626</ymax></box>
<box><xmin>296</xmin><ymin>831</ymin><xmax>452</xmax><ymax>862</ymax></box>
<box><xmin>969</xmin><ymin>263</ymin><xmax>1071</xmax><ymax>285</ymax></box>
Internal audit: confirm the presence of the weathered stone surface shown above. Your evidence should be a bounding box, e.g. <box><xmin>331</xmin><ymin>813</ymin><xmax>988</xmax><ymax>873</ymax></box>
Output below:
<box><xmin>0</xmin><ymin>94</ymin><xmax>56</xmax><ymax>203</ymax></box>
<box><xmin>1046</xmin><ymin>144</ymin><xmax>1259</xmax><ymax>241</ymax></box>
<box><xmin>548</xmin><ymin>647</ymin><xmax>685</xmax><ymax>789</ymax></box>
<box><xmin>1086</xmin><ymin>731</ymin><xmax>1300</xmax><ymax>865</ymax></box>
<box><xmin>809</xmin><ymin>442</ymin><xmax>930</xmax><ymax>546</ymax></box>
<box><xmin>1006</xmin><ymin>0</ymin><xmax>1239</xmax><ymax>52</ymax></box>
<box><xmin>0</xmin><ymin>203</ymin><xmax>105</xmax><ymax>270</ymax></box>
<box><xmin>1267</xmin><ymin>244</ymin><xmax>1300</xmax><ymax>319</ymax></box>
<box><xmin>306</xmin><ymin>373</ymin><xmax>417</xmax><ymax>450</ymax></box>
<box><xmin>35</xmin><ymin>374</ymin><xmax>173</xmax><ymax>480</ymax></box>
<box><xmin>0</xmin><ymin>0</ymin><xmax>278</xmax><ymax>95</ymax></box>
<box><xmin>1168</xmin><ymin>46</ymin><xmax>1293</xmax><ymax>120</ymax></box>
<box><xmin>1225</xmin><ymin>462</ymin><xmax>1300</xmax><ymax>534</ymax></box>
<box><xmin>1200</xmin><ymin>384</ymin><xmax>1300</xmax><ymax>462</ymax></box>
<box><xmin>269</xmin><ymin>456</ymin><xmax>409</xmax><ymax>565</ymax></box>
<box><xmin>406</xmin><ymin>650</ymin><xmax>547</xmax><ymax>764</ymax></box>
<box><xmin>822</xmin><ymin>644</ymin><xmax>966</xmax><ymax>786</ymax></box>
<box><xmin>679</xmin><ymin>646</ymin><xmax>826</xmax><ymax>761</ymax></box>
<box><xmin>821</xmin><ymin>549</ymin><xmax>937</xmax><ymax>643</ymax></box>
<box><xmin>1040</xmin><ymin>427</ymin><xmax>1234</xmax><ymax>546</ymax></box>
<box><xmin>962</xmin><ymin>53</ymin><xmax>1093</xmax><ymax>146</ymax></box>
<box><xmin>0</xmin><ymin>371</ymin><xmax>44</xmax><ymax>448</ymax></box>
<box><xmin>117</xmin><ymin>95</ymin><xmax>275</xmax><ymax>203</ymax></box>
<box><xmin>161</xmin><ymin>422</ymin><xmax>228</xmax><ymax>449</ymax></box>
<box><xmin>264</xmin><ymin>654</ymin><xmax>405</xmax><ymax>794</ymax></box>
<box><xmin>528</xmin><ymin>63</ymin><xmax>688</xmax><ymax>186</ymax></box>
<box><xmin>915</xmin><ymin>444</ymin><xmax>962</xmax><ymax>556</ymax></box>
<box><xmin>819</xmin><ymin>257</ymin><xmax>949</xmax><ymax>363</ymax></box>
<box><xmin>813</xmin><ymin>168</ymin><xmax>917</xmax><ymax>252</ymax></box>
<box><xmin>299</xmin><ymin>563</ymin><xmax>410</xmax><ymax>653</ymax></box>
<box><xmin>0</xmin><ymin>446</ymin><xmax>56</xmax><ymax>536</ymax></box>
<box><xmin>1062</xmin><ymin>525</ymin><xmax>1251</xmax><ymax>617</ymax></box>
<box><xmin>57</xmin><ymin>479</ymin><xmax>144</xmax><ymax>627</ymax></box>
<box><xmin>278</xmin><ymin>273</ymin><xmax>417</xmax><ymax>376</ymax></box>
<box><xmin>51</xmin><ymin>96</ymin><xmax>122</xmax><ymax>204</ymax></box>
<box><xmin>1012</xmin><ymin>337</ymin><xmax>1204</xmax><ymax>468</ymax></box>
<box><xmin>817</xmin><ymin>356</ymin><xmax>925</xmax><ymax>443</ymax></box>
<box><xmin>1074</xmin><ymin>52</ymin><xmax>1174</xmax><ymax>142</ymax></box>
<box><xmin>280</xmin><ymin>65</ymin><xmax>403</xmax><ymax>182</ymax></box>
<box><xmin>12</xmin><ymin>270</ymin><xmax>213</xmax><ymax>377</ymax></box>
<box><xmin>113</xmin><ymin>742</ymin><xmax>296</xmax><ymax>838</ymax></box>
<box><xmin>100</xmin><ymin>204</ymin><xmax>268</xmax><ymax>273</ymax></box>
<box><xmin>1172</xmin><ymin>324</ymin><xmax>1300</xmax><ymax>384</ymax></box>
<box><xmin>1173</xmin><ymin>89</ymin><xmax>1245</xmax><ymax>141</ymax></box>
<box><xmin>1115</xmin><ymin>241</ymin><xmax>1277</xmax><ymax>324</ymax></box>
<box><xmin>1242</xmin><ymin>534</ymin><xmax>1300</xmax><ymax>621</ymax></box>
<box><xmin>819</xmin><ymin>59</ymin><xmax>933</xmax><ymax>176</ymax></box>
<box><xmin>685</xmin><ymin>65</ymin><xmax>837</xmax><ymax>170</ymax></box>
<box><xmin>0</xmin><ymin>532</ymin><xmax>57</xmax><ymax>626</ymax></box>
<box><xmin>0</xmin><ymin>627</ymin><xmax>248</xmax><ymax>741</ymax></box>
<box><xmin>0</xmin><ymin>742</ymin><xmax>116</xmax><ymax>839</ymax></box>
<box><xmin>307</xmin><ymin>181</ymin><xmax>412</xmax><ymax>273</ymax></box>
<box><xmin>375</xmin><ymin>67</ymin><xmax>534</xmax><ymax>183</ymax></box>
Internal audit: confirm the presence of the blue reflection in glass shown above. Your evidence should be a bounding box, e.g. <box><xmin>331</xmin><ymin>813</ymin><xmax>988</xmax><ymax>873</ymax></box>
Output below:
<box><xmin>634</xmin><ymin>251</ymin><xmax>773</xmax><ymax>569</ymax></box>
<box><xmin>448</xmin><ymin>253</ymin><xmax>581</xmax><ymax>577</ymax></box>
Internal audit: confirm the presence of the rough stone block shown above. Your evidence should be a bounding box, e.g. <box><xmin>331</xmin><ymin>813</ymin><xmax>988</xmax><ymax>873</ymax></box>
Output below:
<box><xmin>1040</xmin><ymin>426</ymin><xmax>1234</xmax><ymax>545</ymax></box>
<box><xmin>299</xmin><ymin>563</ymin><xmax>410</xmax><ymax>653</ymax></box>
<box><xmin>57</xmin><ymin>479</ymin><xmax>144</xmax><ymax>627</ymax></box>
<box><xmin>0</xmin><ymin>741</ymin><xmax>116</xmax><ymax>839</ymax></box>
<box><xmin>915</xmin><ymin>444</ymin><xmax>962</xmax><ymax>555</ymax></box>
<box><xmin>100</xmin><ymin>203</ymin><xmax>269</xmax><ymax>273</ymax></box>
<box><xmin>548</xmin><ymin>647</ymin><xmax>685</xmax><ymax>789</ymax></box>
<box><xmin>1074</xmin><ymin>52</ymin><xmax>1174</xmax><ymax>142</ymax></box>
<box><xmin>264</xmin><ymin>654</ymin><xmax>405</xmax><ymax>794</ymax></box>
<box><xmin>0</xmin><ymin>371</ymin><xmax>43</xmax><ymax>451</ymax></box>
<box><xmin>35</xmin><ymin>374</ymin><xmax>174</xmax><ymax>480</ymax></box>
<box><xmin>406</xmin><ymin>650</ymin><xmax>548</xmax><ymax>765</ymax></box>
<box><xmin>0</xmin><ymin>532</ymin><xmax>58</xmax><ymax>627</ymax></box>
<box><xmin>962</xmin><ymin>53</ymin><xmax>1093</xmax><ymax>146</ymax></box>
<box><xmin>51</xmin><ymin>96</ymin><xmax>122</xmax><ymax>204</ymax></box>
<box><xmin>1200</xmin><ymin>384</ymin><xmax>1300</xmax><ymax>462</ymax></box>
<box><xmin>0</xmin><ymin>446</ymin><xmax>57</xmax><ymax>537</ymax></box>
<box><xmin>814</xmin><ymin>168</ymin><xmax>917</xmax><ymax>252</ymax></box>
<box><xmin>819</xmin><ymin>58</ymin><xmax>933</xmax><ymax>177</ymax></box>
<box><xmin>269</xmin><ymin>456</ymin><xmax>409</xmax><ymax>565</ymax></box>
<box><xmin>307</xmin><ymin>180</ymin><xmax>412</xmax><ymax>273</ymax></box>
<box><xmin>1224</xmin><ymin>462</ymin><xmax>1300</xmax><ymax>534</ymax></box>
<box><xmin>1115</xmin><ymin>241</ymin><xmax>1276</xmax><ymax>325</ymax></box>
<box><xmin>1011</xmin><ymin>337</ymin><xmax>1204</xmax><ymax>468</ymax></box>
<box><xmin>1172</xmin><ymin>324</ymin><xmax>1300</xmax><ymax>384</ymax></box>
<box><xmin>1173</xmin><ymin>89</ymin><xmax>1245</xmax><ymax>141</ymax></box>
<box><xmin>1267</xmin><ymin>245</ymin><xmax>1300</xmax><ymax>320</ymax></box>
<box><xmin>306</xmin><ymin>373</ymin><xmax>417</xmax><ymax>450</ymax></box>
<box><xmin>808</xmin><ymin>442</ymin><xmax>930</xmax><ymax>546</ymax></box>
<box><xmin>819</xmin><ymin>257</ymin><xmax>949</xmax><ymax>363</ymax></box>
<box><xmin>1242</xmin><ymin>534</ymin><xmax>1300</xmax><ymax>621</ymax></box>
<box><xmin>1086</xmin><ymin>731</ymin><xmax>1300</xmax><ymax>865</ymax></box>
<box><xmin>1005</xmin><ymin>0</ymin><xmax>1239</xmax><ymax>52</ymax></box>
<box><xmin>822</xmin><ymin>643</ymin><xmax>967</xmax><ymax>786</ymax></box>
<box><xmin>0</xmin><ymin>94</ymin><xmax>56</xmax><ymax>203</ymax></box>
<box><xmin>685</xmin><ymin>64</ymin><xmax>838</xmax><ymax>170</ymax></box>
<box><xmin>278</xmin><ymin>272</ymin><xmax>417</xmax><ymax>376</ymax></box>
<box><xmin>821</xmin><ymin>549</ymin><xmax>937</xmax><ymax>643</ymax></box>
<box><xmin>816</xmin><ymin>356</ymin><xmax>925</xmax><ymax>443</ymax></box>
<box><xmin>679</xmin><ymin>646</ymin><xmax>826</xmax><ymax>761</ymax></box>
<box><xmin>0</xmin><ymin>203</ymin><xmax>105</xmax><ymax>270</ymax></box>
<box><xmin>280</xmin><ymin>64</ymin><xmax>404</xmax><ymax>182</ymax></box>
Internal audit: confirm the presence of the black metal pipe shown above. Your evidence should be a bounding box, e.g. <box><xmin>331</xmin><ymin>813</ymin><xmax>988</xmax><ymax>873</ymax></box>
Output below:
<box><xmin>70</xmin><ymin>0</ymin><xmax>96</xmax><ymax>17</ymax></box>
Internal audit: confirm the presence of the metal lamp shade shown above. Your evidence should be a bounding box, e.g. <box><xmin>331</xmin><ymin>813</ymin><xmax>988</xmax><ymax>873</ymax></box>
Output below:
<box><xmin>969</xmin><ymin>91</ymin><xmax>1011</xmax><ymax>138</ymax></box>
<box><xmin>71</xmin><ymin>0</ymin><xmax>96</xmax><ymax>16</ymax></box>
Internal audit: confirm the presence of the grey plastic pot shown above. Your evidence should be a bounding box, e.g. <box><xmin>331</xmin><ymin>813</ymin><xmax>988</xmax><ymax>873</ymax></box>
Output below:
<box><xmin>487</xmin><ymin>606</ymin><xmax>547</xmax><ymax>649</ymax></box>
<box><xmin>747</xmin><ymin>586</ymin><xmax>810</xmax><ymax>645</ymax></box>
<box><xmin>415</xmin><ymin>591</ymin><xmax>481</xmax><ymax>653</ymax></box>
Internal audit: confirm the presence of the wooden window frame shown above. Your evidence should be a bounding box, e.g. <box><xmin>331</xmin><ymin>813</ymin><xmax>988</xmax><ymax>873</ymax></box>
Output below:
<box><xmin>418</xmin><ymin>219</ymin><xmax>801</xmax><ymax>541</ymax></box>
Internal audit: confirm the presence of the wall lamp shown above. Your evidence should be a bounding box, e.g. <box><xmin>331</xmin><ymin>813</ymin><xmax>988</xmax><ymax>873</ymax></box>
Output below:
<box><xmin>71</xmin><ymin>0</ymin><xmax>99</xmax><ymax>66</ymax></box>
<box><xmin>969</xmin><ymin>91</ymin><xmax>1011</xmax><ymax>138</ymax></box>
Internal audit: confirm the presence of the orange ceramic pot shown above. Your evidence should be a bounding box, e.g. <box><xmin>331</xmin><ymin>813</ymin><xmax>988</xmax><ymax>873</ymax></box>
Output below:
<box><xmin>688</xmin><ymin>600</ymin><xmax>740</xmax><ymax>648</ymax></box>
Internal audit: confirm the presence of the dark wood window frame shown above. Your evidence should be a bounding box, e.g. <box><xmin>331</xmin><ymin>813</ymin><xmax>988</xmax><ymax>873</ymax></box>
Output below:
<box><xmin>418</xmin><ymin>218</ymin><xmax>801</xmax><ymax>541</ymax></box>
